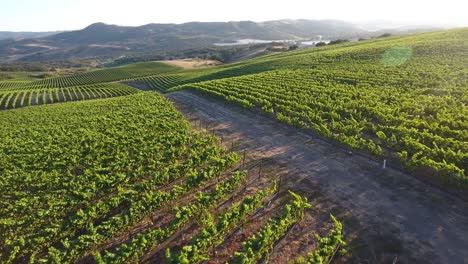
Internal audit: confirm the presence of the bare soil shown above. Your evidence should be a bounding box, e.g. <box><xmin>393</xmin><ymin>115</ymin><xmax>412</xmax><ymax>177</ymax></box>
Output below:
<box><xmin>166</xmin><ymin>90</ymin><xmax>468</xmax><ymax>264</ymax></box>
<box><xmin>160</xmin><ymin>59</ymin><xmax>222</xmax><ymax>69</ymax></box>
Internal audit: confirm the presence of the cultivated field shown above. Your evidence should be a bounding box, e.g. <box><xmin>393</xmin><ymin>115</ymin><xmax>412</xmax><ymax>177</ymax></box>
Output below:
<box><xmin>168</xmin><ymin>90</ymin><xmax>468</xmax><ymax>263</ymax></box>
<box><xmin>1</xmin><ymin>27</ymin><xmax>467</xmax><ymax>264</ymax></box>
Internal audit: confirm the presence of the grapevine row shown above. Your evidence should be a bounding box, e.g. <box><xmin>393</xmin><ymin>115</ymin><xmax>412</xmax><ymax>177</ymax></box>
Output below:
<box><xmin>166</xmin><ymin>181</ymin><xmax>278</xmax><ymax>263</ymax></box>
<box><xmin>0</xmin><ymin>83</ymin><xmax>139</xmax><ymax>110</ymax></box>
<box><xmin>94</xmin><ymin>170</ymin><xmax>248</xmax><ymax>264</ymax></box>
<box><xmin>229</xmin><ymin>191</ymin><xmax>312</xmax><ymax>264</ymax></box>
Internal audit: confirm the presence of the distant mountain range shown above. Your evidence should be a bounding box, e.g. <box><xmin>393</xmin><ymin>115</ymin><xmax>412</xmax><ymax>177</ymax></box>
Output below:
<box><xmin>0</xmin><ymin>31</ymin><xmax>63</xmax><ymax>40</ymax></box>
<box><xmin>0</xmin><ymin>19</ymin><xmax>440</xmax><ymax>62</ymax></box>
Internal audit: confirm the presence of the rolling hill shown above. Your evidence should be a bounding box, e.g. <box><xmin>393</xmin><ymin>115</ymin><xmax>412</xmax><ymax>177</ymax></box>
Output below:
<box><xmin>0</xmin><ymin>31</ymin><xmax>61</xmax><ymax>40</ymax></box>
<box><xmin>1</xmin><ymin>27</ymin><xmax>467</xmax><ymax>263</ymax></box>
<box><xmin>155</xmin><ymin>28</ymin><xmax>468</xmax><ymax>185</ymax></box>
<box><xmin>0</xmin><ymin>19</ymin><xmax>366</xmax><ymax>62</ymax></box>
<box><xmin>3</xmin><ymin>27</ymin><xmax>466</xmax><ymax>185</ymax></box>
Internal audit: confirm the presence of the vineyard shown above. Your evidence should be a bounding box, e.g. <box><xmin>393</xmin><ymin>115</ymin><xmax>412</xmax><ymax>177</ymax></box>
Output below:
<box><xmin>130</xmin><ymin>65</ymin><xmax>268</xmax><ymax>93</ymax></box>
<box><xmin>129</xmin><ymin>73</ymin><xmax>189</xmax><ymax>92</ymax></box>
<box><xmin>0</xmin><ymin>92</ymin><xmax>343</xmax><ymax>263</ymax></box>
<box><xmin>0</xmin><ymin>81</ymin><xmax>31</xmax><ymax>90</ymax></box>
<box><xmin>0</xmin><ymin>62</ymin><xmax>180</xmax><ymax>90</ymax></box>
<box><xmin>36</xmin><ymin>62</ymin><xmax>179</xmax><ymax>88</ymax></box>
<box><xmin>0</xmin><ymin>61</ymin><xmax>182</xmax><ymax>111</ymax></box>
<box><xmin>0</xmin><ymin>83</ymin><xmax>139</xmax><ymax>110</ymax></box>
<box><xmin>1</xmin><ymin>27</ymin><xmax>467</xmax><ymax>263</ymax></box>
<box><xmin>171</xmin><ymin>28</ymin><xmax>468</xmax><ymax>186</ymax></box>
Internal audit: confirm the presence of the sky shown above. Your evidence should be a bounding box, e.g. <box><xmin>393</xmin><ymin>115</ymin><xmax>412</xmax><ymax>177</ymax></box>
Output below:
<box><xmin>1</xmin><ymin>0</ymin><xmax>467</xmax><ymax>31</ymax></box>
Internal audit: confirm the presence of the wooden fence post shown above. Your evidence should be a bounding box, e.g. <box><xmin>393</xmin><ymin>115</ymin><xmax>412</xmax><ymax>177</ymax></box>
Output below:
<box><xmin>277</xmin><ymin>175</ymin><xmax>282</xmax><ymax>195</ymax></box>
<box><xmin>242</xmin><ymin>150</ymin><xmax>246</xmax><ymax>168</ymax></box>
<box><xmin>258</xmin><ymin>158</ymin><xmax>263</xmax><ymax>179</ymax></box>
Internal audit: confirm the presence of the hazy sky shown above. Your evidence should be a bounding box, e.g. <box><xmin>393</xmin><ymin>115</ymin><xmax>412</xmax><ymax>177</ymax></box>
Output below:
<box><xmin>1</xmin><ymin>0</ymin><xmax>467</xmax><ymax>31</ymax></box>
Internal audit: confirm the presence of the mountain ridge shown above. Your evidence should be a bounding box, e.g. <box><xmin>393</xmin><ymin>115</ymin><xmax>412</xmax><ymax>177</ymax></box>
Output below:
<box><xmin>0</xmin><ymin>31</ymin><xmax>63</xmax><ymax>40</ymax></box>
<box><xmin>0</xmin><ymin>19</ymin><xmax>440</xmax><ymax>62</ymax></box>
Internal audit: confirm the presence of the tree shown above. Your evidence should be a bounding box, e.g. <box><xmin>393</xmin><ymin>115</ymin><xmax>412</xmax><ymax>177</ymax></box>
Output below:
<box><xmin>315</xmin><ymin>42</ymin><xmax>327</xmax><ymax>47</ymax></box>
<box><xmin>289</xmin><ymin>45</ymin><xmax>299</xmax><ymax>50</ymax></box>
<box><xmin>328</xmin><ymin>39</ymin><xmax>349</xmax><ymax>45</ymax></box>
<box><xmin>378</xmin><ymin>33</ymin><xmax>392</xmax><ymax>38</ymax></box>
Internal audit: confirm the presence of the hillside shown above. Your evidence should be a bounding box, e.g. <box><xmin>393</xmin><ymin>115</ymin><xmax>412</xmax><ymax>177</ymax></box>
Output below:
<box><xmin>3</xmin><ymin>28</ymin><xmax>466</xmax><ymax>183</ymax></box>
<box><xmin>1</xmin><ymin>28</ymin><xmax>467</xmax><ymax>263</ymax></box>
<box><xmin>0</xmin><ymin>20</ymin><xmax>365</xmax><ymax>62</ymax></box>
<box><xmin>0</xmin><ymin>31</ymin><xmax>61</xmax><ymax>40</ymax></box>
<box><xmin>2</xmin><ymin>28</ymin><xmax>465</xmax><ymax>191</ymax></box>
<box><xmin>155</xmin><ymin>28</ymin><xmax>468</xmax><ymax>185</ymax></box>
<box><xmin>0</xmin><ymin>62</ymin><xmax>179</xmax><ymax>109</ymax></box>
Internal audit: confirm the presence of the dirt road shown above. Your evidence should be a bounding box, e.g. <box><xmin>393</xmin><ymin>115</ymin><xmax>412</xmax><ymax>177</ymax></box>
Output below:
<box><xmin>167</xmin><ymin>91</ymin><xmax>468</xmax><ymax>264</ymax></box>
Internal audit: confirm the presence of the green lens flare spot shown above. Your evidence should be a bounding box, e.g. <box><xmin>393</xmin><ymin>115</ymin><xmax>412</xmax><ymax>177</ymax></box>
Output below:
<box><xmin>381</xmin><ymin>46</ymin><xmax>413</xmax><ymax>66</ymax></box>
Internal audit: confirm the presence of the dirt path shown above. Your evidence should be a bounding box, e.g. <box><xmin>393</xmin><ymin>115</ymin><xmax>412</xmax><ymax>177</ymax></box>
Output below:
<box><xmin>167</xmin><ymin>91</ymin><xmax>468</xmax><ymax>264</ymax></box>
